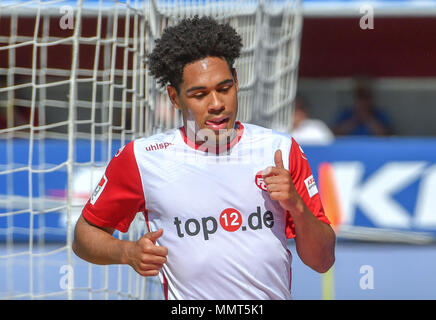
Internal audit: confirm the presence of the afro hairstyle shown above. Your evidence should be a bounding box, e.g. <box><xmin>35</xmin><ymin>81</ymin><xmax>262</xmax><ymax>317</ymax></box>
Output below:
<box><xmin>147</xmin><ymin>15</ymin><xmax>243</xmax><ymax>91</ymax></box>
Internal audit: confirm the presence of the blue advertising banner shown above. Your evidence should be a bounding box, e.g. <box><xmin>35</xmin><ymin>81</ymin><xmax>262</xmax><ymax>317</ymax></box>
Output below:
<box><xmin>304</xmin><ymin>137</ymin><xmax>436</xmax><ymax>235</ymax></box>
<box><xmin>1</xmin><ymin>137</ymin><xmax>436</xmax><ymax>241</ymax></box>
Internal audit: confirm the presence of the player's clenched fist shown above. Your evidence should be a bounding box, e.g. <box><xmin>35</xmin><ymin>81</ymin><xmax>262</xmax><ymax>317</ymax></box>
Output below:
<box><xmin>123</xmin><ymin>229</ymin><xmax>168</xmax><ymax>277</ymax></box>
<box><xmin>262</xmin><ymin>149</ymin><xmax>305</xmax><ymax>215</ymax></box>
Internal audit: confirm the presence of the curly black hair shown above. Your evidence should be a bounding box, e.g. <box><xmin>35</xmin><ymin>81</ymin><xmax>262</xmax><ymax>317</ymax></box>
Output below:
<box><xmin>147</xmin><ymin>16</ymin><xmax>243</xmax><ymax>91</ymax></box>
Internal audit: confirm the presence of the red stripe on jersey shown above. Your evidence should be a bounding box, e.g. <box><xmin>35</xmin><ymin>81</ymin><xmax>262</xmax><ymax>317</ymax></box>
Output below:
<box><xmin>82</xmin><ymin>141</ymin><xmax>146</xmax><ymax>233</ymax></box>
<box><xmin>162</xmin><ymin>273</ymin><xmax>169</xmax><ymax>300</ymax></box>
<box><xmin>143</xmin><ymin>210</ymin><xmax>151</xmax><ymax>233</ymax></box>
<box><xmin>287</xmin><ymin>248</ymin><xmax>293</xmax><ymax>293</ymax></box>
<box><xmin>285</xmin><ymin>138</ymin><xmax>330</xmax><ymax>239</ymax></box>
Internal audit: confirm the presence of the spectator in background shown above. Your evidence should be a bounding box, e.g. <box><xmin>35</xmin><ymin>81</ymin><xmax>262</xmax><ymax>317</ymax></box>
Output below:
<box><xmin>291</xmin><ymin>94</ymin><xmax>335</xmax><ymax>145</ymax></box>
<box><xmin>332</xmin><ymin>79</ymin><xmax>393</xmax><ymax>136</ymax></box>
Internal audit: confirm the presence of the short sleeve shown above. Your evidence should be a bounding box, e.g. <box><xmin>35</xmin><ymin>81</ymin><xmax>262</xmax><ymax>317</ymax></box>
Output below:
<box><xmin>82</xmin><ymin>141</ymin><xmax>145</xmax><ymax>233</ymax></box>
<box><xmin>285</xmin><ymin>138</ymin><xmax>330</xmax><ymax>239</ymax></box>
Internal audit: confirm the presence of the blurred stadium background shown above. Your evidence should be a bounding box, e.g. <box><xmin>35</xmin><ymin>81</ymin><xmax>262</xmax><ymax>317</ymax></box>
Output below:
<box><xmin>0</xmin><ymin>0</ymin><xmax>436</xmax><ymax>300</ymax></box>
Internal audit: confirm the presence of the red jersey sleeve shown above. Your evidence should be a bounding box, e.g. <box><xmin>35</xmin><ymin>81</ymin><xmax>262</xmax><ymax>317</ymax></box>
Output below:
<box><xmin>285</xmin><ymin>138</ymin><xmax>330</xmax><ymax>239</ymax></box>
<box><xmin>82</xmin><ymin>141</ymin><xmax>145</xmax><ymax>233</ymax></box>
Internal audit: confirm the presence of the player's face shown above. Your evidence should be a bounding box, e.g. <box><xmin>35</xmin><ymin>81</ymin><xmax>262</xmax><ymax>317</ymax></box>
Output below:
<box><xmin>168</xmin><ymin>56</ymin><xmax>239</xmax><ymax>146</ymax></box>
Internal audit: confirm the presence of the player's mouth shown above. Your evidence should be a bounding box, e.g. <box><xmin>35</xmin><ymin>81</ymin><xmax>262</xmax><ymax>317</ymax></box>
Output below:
<box><xmin>204</xmin><ymin>116</ymin><xmax>230</xmax><ymax>131</ymax></box>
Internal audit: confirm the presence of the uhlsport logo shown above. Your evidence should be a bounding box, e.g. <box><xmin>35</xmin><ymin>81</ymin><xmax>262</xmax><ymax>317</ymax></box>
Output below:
<box><xmin>145</xmin><ymin>142</ymin><xmax>173</xmax><ymax>152</ymax></box>
<box><xmin>173</xmin><ymin>206</ymin><xmax>274</xmax><ymax>241</ymax></box>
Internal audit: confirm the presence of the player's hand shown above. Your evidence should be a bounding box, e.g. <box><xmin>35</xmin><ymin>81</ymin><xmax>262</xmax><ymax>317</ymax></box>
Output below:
<box><xmin>262</xmin><ymin>149</ymin><xmax>304</xmax><ymax>214</ymax></box>
<box><xmin>124</xmin><ymin>229</ymin><xmax>168</xmax><ymax>277</ymax></box>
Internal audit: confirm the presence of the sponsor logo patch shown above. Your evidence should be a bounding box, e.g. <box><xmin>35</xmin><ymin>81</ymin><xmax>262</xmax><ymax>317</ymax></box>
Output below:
<box><xmin>304</xmin><ymin>175</ymin><xmax>318</xmax><ymax>198</ymax></box>
<box><xmin>173</xmin><ymin>207</ymin><xmax>274</xmax><ymax>241</ymax></box>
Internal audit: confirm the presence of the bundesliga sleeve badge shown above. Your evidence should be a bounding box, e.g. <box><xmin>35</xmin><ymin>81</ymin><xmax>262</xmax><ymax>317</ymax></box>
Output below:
<box><xmin>90</xmin><ymin>174</ymin><xmax>108</xmax><ymax>205</ymax></box>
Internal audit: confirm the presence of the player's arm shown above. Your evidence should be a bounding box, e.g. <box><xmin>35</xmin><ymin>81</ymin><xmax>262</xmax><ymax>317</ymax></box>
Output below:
<box><xmin>263</xmin><ymin>149</ymin><xmax>336</xmax><ymax>273</ymax></box>
<box><xmin>72</xmin><ymin>141</ymin><xmax>168</xmax><ymax>277</ymax></box>
<box><xmin>73</xmin><ymin>216</ymin><xmax>167</xmax><ymax>277</ymax></box>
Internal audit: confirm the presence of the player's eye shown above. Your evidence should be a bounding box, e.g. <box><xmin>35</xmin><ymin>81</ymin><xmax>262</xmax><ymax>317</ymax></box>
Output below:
<box><xmin>219</xmin><ymin>86</ymin><xmax>231</xmax><ymax>92</ymax></box>
<box><xmin>193</xmin><ymin>92</ymin><xmax>206</xmax><ymax>99</ymax></box>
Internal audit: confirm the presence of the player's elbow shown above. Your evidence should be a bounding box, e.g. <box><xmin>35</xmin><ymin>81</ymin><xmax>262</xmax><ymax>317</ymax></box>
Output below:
<box><xmin>72</xmin><ymin>225</ymin><xmax>83</xmax><ymax>258</ymax></box>
<box><xmin>307</xmin><ymin>227</ymin><xmax>336</xmax><ymax>273</ymax></box>
<box><xmin>316</xmin><ymin>226</ymin><xmax>336</xmax><ymax>273</ymax></box>
<box><xmin>316</xmin><ymin>241</ymin><xmax>336</xmax><ymax>273</ymax></box>
<box><xmin>313</xmin><ymin>254</ymin><xmax>335</xmax><ymax>273</ymax></box>
<box><xmin>71</xmin><ymin>215</ymin><xmax>88</xmax><ymax>259</ymax></box>
<box><xmin>304</xmin><ymin>245</ymin><xmax>335</xmax><ymax>273</ymax></box>
<box><xmin>300</xmin><ymin>248</ymin><xmax>335</xmax><ymax>273</ymax></box>
<box><xmin>72</xmin><ymin>238</ymin><xmax>80</xmax><ymax>257</ymax></box>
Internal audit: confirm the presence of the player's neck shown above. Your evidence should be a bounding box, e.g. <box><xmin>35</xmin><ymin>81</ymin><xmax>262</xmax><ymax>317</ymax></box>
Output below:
<box><xmin>180</xmin><ymin>121</ymin><xmax>243</xmax><ymax>154</ymax></box>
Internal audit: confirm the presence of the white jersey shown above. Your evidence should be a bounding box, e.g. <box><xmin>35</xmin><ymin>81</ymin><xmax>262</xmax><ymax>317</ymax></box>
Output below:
<box><xmin>82</xmin><ymin>122</ymin><xmax>330</xmax><ymax>300</ymax></box>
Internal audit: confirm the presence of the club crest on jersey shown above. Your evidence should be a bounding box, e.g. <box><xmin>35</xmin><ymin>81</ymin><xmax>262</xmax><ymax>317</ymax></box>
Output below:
<box><xmin>255</xmin><ymin>170</ymin><xmax>267</xmax><ymax>191</ymax></box>
<box><xmin>90</xmin><ymin>174</ymin><xmax>107</xmax><ymax>205</ymax></box>
<box><xmin>304</xmin><ymin>175</ymin><xmax>318</xmax><ymax>198</ymax></box>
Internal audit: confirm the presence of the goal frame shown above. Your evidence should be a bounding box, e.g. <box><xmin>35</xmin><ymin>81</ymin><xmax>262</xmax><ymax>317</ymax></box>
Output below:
<box><xmin>0</xmin><ymin>0</ymin><xmax>302</xmax><ymax>300</ymax></box>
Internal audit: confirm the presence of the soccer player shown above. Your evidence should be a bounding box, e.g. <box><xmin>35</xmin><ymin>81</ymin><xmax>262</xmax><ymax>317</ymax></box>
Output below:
<box><xmin>72</xmin><ymin>16</ymin><xmax>336</xmax><ymax>300</ymax></box>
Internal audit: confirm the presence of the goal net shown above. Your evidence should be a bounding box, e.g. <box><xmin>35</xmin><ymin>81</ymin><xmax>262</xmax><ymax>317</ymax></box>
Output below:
<box><xmin>0</xmin><ymin>0</ymin><xmax>302</xmax><ymax>299</ymax></box>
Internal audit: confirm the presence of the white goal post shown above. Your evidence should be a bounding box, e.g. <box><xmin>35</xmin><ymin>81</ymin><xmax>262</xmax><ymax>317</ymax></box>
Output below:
<box><xmin>0</xmin><ymin>0</ymin><xmax>302</xmax><ymax>299</ymax></box>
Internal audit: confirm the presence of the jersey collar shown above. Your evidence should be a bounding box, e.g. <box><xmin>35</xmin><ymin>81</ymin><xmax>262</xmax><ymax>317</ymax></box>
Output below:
<box><xmin>179</xmin><ymin>121</ymin><xmax>244</xmax><ymax>154</ymax></box>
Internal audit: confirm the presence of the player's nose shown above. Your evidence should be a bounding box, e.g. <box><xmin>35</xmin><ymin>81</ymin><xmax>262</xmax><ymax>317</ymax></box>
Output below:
<box><xmin>208</xmin><ymin>91</ymin><xmax>225</xmax><ymax>113</ymax></box>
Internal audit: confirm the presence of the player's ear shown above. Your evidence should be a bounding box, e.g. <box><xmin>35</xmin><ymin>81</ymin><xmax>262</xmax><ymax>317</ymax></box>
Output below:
<box><xmin>167</xmin><ymin>85</ymin><xmax>181</xmax><ymax>110</ymax></box>
<box><xmin>231</xmin><ymin>68</ymin><xmax>239</xmax><ymax>93</ymax></box>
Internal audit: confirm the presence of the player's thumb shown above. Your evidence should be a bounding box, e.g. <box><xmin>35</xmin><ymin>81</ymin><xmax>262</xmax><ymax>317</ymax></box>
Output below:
<box><xmin>143</xmin><ymin>229</ymin><xmax>163</xmax><ymax>244</ymax></box>
<box><xmin>274</xmin><ymin>149</ymin><xmax>285</xmax><ymax>169</ymax></box>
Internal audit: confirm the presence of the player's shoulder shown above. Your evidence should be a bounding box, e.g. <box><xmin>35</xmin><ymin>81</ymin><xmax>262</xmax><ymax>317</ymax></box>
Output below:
<box><xmin>242</xmin><ymin>122</ymin><xmax>294</xmax><ymax>143</ymax></box>
<box><xmin>112</xmin><ymin>128</ymin><xmax>180</xmax><ymax>161</ymax></box>
<box><xmin>132</xmin><ymin>128</ymin><xmax>180</xmax><ymax>148</ymax></box>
